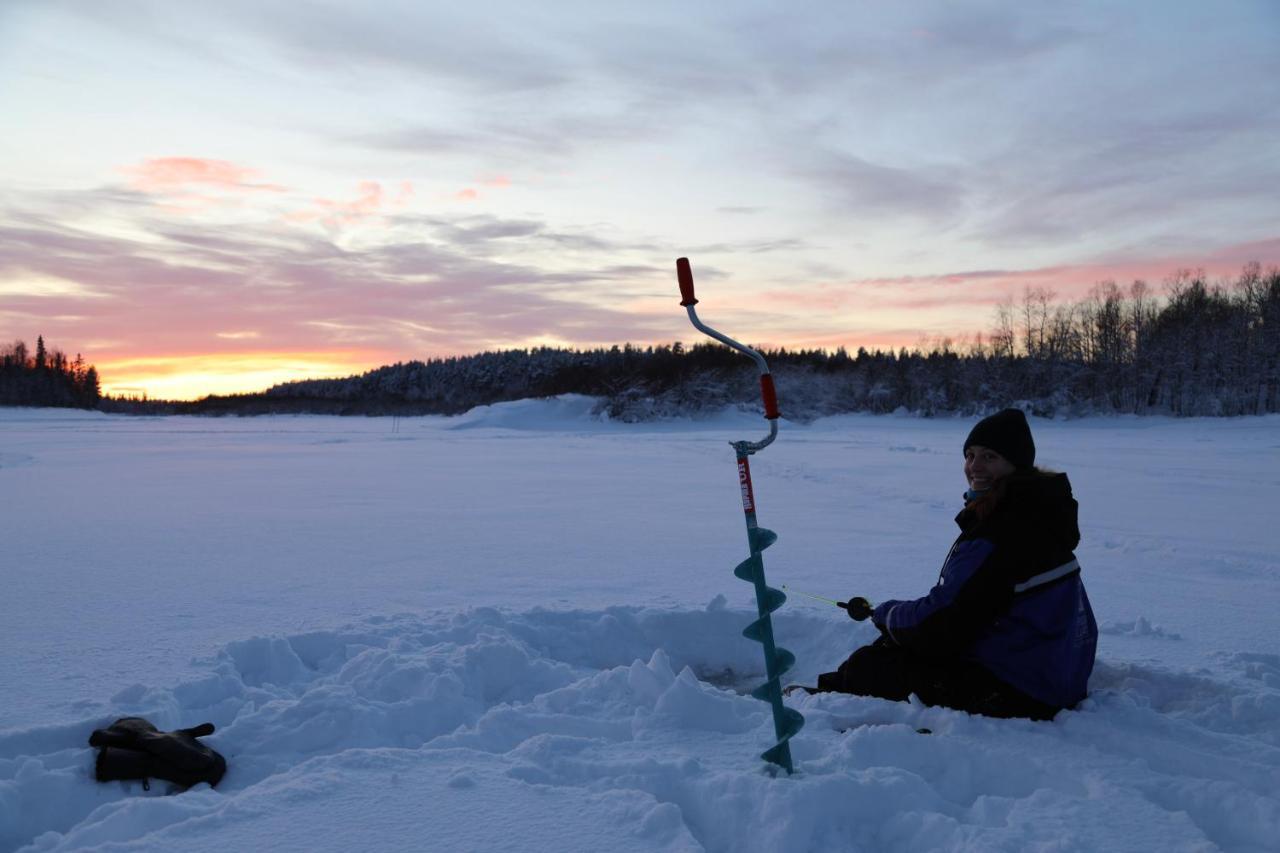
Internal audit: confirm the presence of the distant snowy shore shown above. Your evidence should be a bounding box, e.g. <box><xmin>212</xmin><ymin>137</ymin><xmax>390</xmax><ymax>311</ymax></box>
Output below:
<box><xmin>2</xmin><ymin>403</ymin><xmax>1277</xmax><ymax>851</ymax></box>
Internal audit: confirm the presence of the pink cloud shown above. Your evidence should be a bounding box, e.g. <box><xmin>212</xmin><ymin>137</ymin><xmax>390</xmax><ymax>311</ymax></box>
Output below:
<box><xmin>293</xmin><ymin>180</ymin><xmax>415</xmax><ymax>225</ymax></box>
<box><xmin>123</xmin><ymin>157</ymin><xmax>287</xmax><ymax>193</ymax></box>
<box><xmin>452</xmin><ymin>176</ymin><xmax>511</xmax><ymax>202</ymax></box>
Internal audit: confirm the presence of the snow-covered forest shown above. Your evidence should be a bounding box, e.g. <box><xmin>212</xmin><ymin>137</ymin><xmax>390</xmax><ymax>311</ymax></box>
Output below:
<box><xmin>194</xmin><ymin>264</ymin><xmax>1280</xmax><ymax>419</ymax></box>
<box><xmin>13</xmin><ymin>264</ymin><xmax>1278</xmax><ymax>418</ymax></box>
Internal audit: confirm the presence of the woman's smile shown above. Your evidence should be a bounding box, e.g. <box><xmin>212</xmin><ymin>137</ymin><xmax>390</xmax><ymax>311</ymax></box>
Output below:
<box><xmin>964</xmin><ymin>444</ymin><xmax>1015</xmax><ymax>491</ymax></box>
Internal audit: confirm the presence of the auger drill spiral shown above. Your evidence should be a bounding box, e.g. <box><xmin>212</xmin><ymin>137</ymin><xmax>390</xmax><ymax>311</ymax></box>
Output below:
<box><xmin>676</xmin><ymin>257</ymin><xmax>804</xmax><ymax>774</ymax></box>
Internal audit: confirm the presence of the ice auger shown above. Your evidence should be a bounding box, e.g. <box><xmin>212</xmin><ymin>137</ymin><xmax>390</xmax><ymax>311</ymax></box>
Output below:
<box><xmin>676</xmin><ymin>257</ymin><xmax>804</xmax><ymax>774</ymax></box>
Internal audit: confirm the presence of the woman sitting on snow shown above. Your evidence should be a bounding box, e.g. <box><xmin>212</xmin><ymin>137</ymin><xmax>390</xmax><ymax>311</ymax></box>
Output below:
<box><xmin>809</xmin><ymin>408</ymin><xmax>1097</xmax><ymax>720</ymax></box>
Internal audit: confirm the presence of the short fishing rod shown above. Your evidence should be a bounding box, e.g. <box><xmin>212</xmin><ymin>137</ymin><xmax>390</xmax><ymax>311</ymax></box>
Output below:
<box><xmin>781</xmin><ymin>586</ymin><xmax>874</xmax><ymax>621</ymax></box>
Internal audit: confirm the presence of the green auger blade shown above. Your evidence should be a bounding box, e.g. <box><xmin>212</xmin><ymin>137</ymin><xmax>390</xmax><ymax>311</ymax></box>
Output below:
<box><xmin>780</xmin><ymin>706</ymin><xmax>805</xmax><ymax>735</ymax></box>
<box><xmin>751</xmin><ymin>682</ymin><xmax>777</xmax><ymax>702</ymax></box>
<box><xmin>752</xmin><ymin>701</ymin><xmax>803</xmax><ymax>768</ymax></box>
<box><xmin>774</xmin><ymin>647</ymin><xmax>797</xmax><ymax>676</ymax></box>
<box><xmin>759</xmin><ymin>708</ymin><xmax>805</xmax><ymax>772</ymax></box>
<box><xmin>743</xmin><ymin>613</ymin><xmax>791</xmax><ymax>643</ymax></box>
<box><xmin>759</xmin><ymin>585</ymin><xmax>786</xmax><ymax>614</ymax></box>
<box><xmin>742</xmin><ymin>618</ymin><xmax>767</xmax><ymax>642</ymax></box>
<box><xmin>760</xmin><ymin>741</ymin><xmax>794</xmax><ymax>772</ymax></box>
<box><xmin>733</xmin><ymin>555</ymin><xmax>760</xmax><ymax>583</ymax></box>
<box><xmin>748</xmin><ymin>652</ymin><xmax>796</xmax><ymax>701</ymax></box>
<box><xmin>750</xmin><ymin>527</ymin><xmax>778</xmax><ymax>552</ymax></box>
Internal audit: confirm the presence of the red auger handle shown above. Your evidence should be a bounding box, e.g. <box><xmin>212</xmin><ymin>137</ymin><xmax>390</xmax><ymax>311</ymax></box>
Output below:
<box><xmin>760</xmin><ymin>374</ymin><xmax>780</xmax><ymax>420</ymax></box>
<box><xmin>676</xmin><ymin>257</ymin><xmax>698</xmax><ymax>306</ymax></box>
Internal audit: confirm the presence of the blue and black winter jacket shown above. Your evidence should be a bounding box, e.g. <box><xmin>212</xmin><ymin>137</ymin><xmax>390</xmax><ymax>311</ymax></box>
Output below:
<box><xmin>871</xmin><ymin>472</ymin><xmax>1097</xmax><ymax>710</ymax></box>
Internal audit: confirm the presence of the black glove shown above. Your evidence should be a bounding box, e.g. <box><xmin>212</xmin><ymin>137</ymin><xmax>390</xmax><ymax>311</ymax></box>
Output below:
<box><xmin>838</xmin><ymin>596</ymin><xmax>873</xmax><ymax>621</ymax></box>
<box><xmin>89</xmin><ymin>717</ymin><xmax>226</xmax><ymax>789</ymax></box>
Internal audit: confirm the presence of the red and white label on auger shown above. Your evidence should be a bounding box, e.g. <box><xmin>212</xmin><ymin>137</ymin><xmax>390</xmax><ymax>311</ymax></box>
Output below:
<box><xmin>738</xmin><ymin>459</ymin><xmax>755</xmax><ymax>514</ymax></box>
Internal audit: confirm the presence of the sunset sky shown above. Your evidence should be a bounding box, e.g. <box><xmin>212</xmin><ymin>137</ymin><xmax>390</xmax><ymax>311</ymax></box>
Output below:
<box><xmin>2</xmin><ymin>1</ymin><xmax>1278</xmax><ymax>400</ymax></box>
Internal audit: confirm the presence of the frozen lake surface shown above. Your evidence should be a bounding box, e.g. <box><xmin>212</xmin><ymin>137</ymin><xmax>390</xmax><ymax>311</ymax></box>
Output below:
<box><xmin>2</xmin><ymin>401</ymin><xmax>1278</xmax><ymax>851</ymax></box>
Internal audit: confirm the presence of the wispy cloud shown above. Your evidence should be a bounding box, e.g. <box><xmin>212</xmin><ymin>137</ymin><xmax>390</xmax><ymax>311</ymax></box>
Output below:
<box><xmin>388</xmin><ymin>213</ymin><xmax>660</xmax><ymax>259</ymax></box>
<box><xmin>348</xmin><ymin>109</ymin><xmax>656</xmax><ymax>165</ymax></box>
<box><xmin>792</xmin><ymin>151</ymin><xmax>966</xmax><ymax>223</ymax></box>
<box><xmin>290</xmin><ymin>181</ymin><xmax>414</xmax><ymax>226</ymax></box>
<box><xmin>123</xmin><ymin>157</ymin><xmax>287</xmax><ymax>194</ymax></box>
<box><xmin>0</xmin><ymin>188</ymin><xmax>677</xmax><ymax>367</ymax></box>
<box><xmin>757</xmin><ymin>242</ymin><xmax>1280</xmax><ymax>318</ymax></box>
<box><xmin>0</xmin><ymin>273</ymin><xmax>112</xmax><ymax>300</ymax></box>
<box><xmin>230</xmin><ymin>3</ymin><xmax>572</xmax><ymax>93</ymax></box>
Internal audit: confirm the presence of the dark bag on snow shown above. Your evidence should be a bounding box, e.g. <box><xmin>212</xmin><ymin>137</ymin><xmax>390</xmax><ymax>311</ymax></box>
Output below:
<box><xmin>89</xmin><ymin>717</ymin><xmax>227</xmax><ymax>790</ymax></box>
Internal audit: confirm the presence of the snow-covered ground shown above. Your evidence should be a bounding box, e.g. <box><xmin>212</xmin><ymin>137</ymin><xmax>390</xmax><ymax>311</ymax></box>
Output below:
<box><xmin>2</xmin><ymin>400</ymin><xmax>1278</xmax><ymax>852</ymax></box>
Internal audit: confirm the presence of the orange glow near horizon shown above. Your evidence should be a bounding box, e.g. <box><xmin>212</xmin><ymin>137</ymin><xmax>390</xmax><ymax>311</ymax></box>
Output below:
<box><xmin>96</xmin><ymin>351</ymin><xmax>389</xmax><ymax>401</ymax></box>
<box><xmin>91</xmin><ymin>332</ymin><xmax>949</xmax><ymax>403</ymax></box>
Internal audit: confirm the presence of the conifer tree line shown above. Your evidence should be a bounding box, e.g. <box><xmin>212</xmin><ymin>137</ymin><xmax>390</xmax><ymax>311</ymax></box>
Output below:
<box><xmin>0</xmin><ymin>336</ymin><xmax>101</xmax><ymax>408</ymax></box>
<box><xmin>10</xmin><ymin>263</ymin><xmax>1279</xmax><ymax>418</ymax></box>
<box><xmin>235</xmin><ymin>263</ymin><xmax>1277</xmax><ymax>420</ymax></box>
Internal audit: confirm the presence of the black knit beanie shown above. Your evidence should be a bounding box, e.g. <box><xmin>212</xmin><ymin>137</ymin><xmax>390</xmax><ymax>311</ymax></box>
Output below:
<box><xmin>963</xmin><ymin>408</ymin><xmax>1035</xmax><ymax>469</ymax></box>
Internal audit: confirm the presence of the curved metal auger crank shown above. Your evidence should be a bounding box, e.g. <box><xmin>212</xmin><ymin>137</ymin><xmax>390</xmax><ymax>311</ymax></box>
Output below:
<box><xmin>676</xmin><ymin>257</ymin><xmax>803</xmax><ymax>775</ymax></box>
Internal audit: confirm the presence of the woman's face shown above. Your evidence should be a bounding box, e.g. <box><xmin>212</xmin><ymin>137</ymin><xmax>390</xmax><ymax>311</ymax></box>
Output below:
<box><xmin>964</xmin><ymin>444</ymin><xmax>1016</xmax><ymax>491</ymax></box>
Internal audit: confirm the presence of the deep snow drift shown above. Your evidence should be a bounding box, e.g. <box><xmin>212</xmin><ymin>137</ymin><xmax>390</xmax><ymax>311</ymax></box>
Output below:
<box><xmin>2</xmin><ymin>401</ymin><xmax>1278</xmax><ymax>852</ymax></box>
